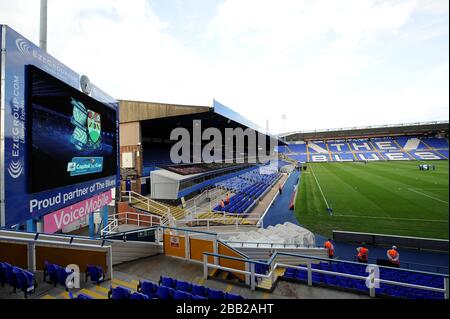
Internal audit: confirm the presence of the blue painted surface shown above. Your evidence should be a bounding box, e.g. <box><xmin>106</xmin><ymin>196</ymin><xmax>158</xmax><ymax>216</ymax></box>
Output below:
<box><xmin>262</xmin><ymin>170</ymin><xmax>300</xmax><ymax>227</ymax></box>
<box><xmin>26</xmin><ymin>219</ymin><xmax>36</xmax><ymax>233</ymax></box>
<box><xmin>102</xmin><ymin>205</ymin><xmax>109</xmax><ymax>230</ymax></box>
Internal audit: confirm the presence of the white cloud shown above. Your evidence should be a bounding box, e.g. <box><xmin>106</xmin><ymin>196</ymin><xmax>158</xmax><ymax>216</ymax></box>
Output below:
<box><xmin>0</xmin><ymin>0</ymin><xmax>448</xmax><ymax>134</ymax></box>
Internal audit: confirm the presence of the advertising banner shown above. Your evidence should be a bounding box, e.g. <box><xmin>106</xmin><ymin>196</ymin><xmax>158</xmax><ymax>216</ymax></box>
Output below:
<box><xmin>43</xmin><ymin>190</ymin><xmax>112</xmax><ymax>233</ymax></box>
<box><xmin>0</xmin><ymin>25</ymin><xmax>119</xmax><ymax>227</ymax></box>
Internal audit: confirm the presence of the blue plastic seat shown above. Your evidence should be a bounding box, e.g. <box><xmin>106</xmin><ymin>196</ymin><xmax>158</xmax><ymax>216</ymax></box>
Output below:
<box><xmin>226</xmin><ymin>292</ymin><xmax>244</xmax><ymax>299</ymax></box>
<box><xmin>138</xmin><ymin>280</ymin><xmax>158</xmax><ymax>298</ymax></box>
<box><xmin>207</xmin><ymin>288</ymin><xmax>225</xmax><ymax>299</ymax></box>
<box><xmin>155</xmin><ymin>285</ymin><xmax>173</xmax><ymax>299</ymax></box>
<box><xmin>14</xmin><ymin>269</ymin><xmax>36</xmax><ymax>298</ymax></box>
<box><xmin>86</xmin><ymin>265</ymin><xmax>104</xmax><ymax>285</ymax></box>
<box><xmin>191</xmin><ymin>284</ymin><xmax>207</xmax><ymax>297</ymax></box>
<box><xmin>175</xmin><ymin>280</ymin><xmax>191</xmax><ymax>292</ymax></box>
<box><xmin>130</xmin><ymin>292</ymin><xmax>150</xmax><ymax>300</ymax></box>
<box><xmin>0</xmin><ymin>262</ymin><xmax>11</xmax><ymax>287</ymax></box>
<box><xmin>69</xmin><ymin>292</ymin><xmax>94</xmax><ymax>299</ymax></box>
<box><xmin>109</xmin><ymin>286</ymin><xmax>130</xmax><ymax>300</ymax></box>
<box><xmin>44</xmin><ymin>261</ymin><xmax>62</xmax><ymax>286</ymax></box>
<box><xmin>6</xmin><ymin>266</ymin><xmax>20</xmax><ymax>288</ymax></box>
<box><xmin>173</xmin><ymin>290</ymin><xmax>192</xmax><ymax>300</ymax></box>
<box><xmin>159</xmin><ymin>276</ymin><xmax>175</xmax><ymax>288</ymax></box>
<box><xmin>57</xmin><ymin>268</ymin><xmax>72</xmax><ymax>289</ymax></box>
<box><xmin>192</xmin><ymin>294</ymin><xmax>207</xmax><ymax>300</ymax></box>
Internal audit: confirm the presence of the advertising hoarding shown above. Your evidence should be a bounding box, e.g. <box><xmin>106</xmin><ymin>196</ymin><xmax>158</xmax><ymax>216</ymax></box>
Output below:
<box><xmin>0</xmin><ymin>25</ymin><xmax>119</xmax><ymax>228</ymax></box>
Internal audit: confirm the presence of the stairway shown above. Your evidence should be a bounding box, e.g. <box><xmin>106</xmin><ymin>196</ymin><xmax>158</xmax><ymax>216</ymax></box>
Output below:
<box><xmin>208</xmin><ymin>268</ymin><xmax>245</xmax><ymax>284</ymax></box>
<box><xmin>256</xmin><ymin>267</ymin><xmax>286</xmax><ymax>291</ymax></box>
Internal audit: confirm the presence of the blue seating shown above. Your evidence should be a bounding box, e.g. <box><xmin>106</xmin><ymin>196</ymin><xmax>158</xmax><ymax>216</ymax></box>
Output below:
<box><xmin>159</xmin><ymin>276</ymin><xmax>176</xmax><ymax>288</ymax></box>
<box><xmin>14</xmin><ymin>269</ymin><xmax>36</xmax><ymax>298</ymax></box>
<box><xmin>226</xmin><ymin>292</ymin><xmax>244</xmax><ymax>299</ymax></box>
<box><xmin>130</xmin><ymin>292</ymin><xmax>150</xmax><ymax>300</ymax></box>
<box><xmin>207</xmin><ymin>288</ymin><xmax>225</xmax><ymax>299</ymax></box>
<box><xmin>44</xmin><ymin>261</ymin><xmax>63</xmax><ymax>286</ymax></box>
<box><xmin>86</xmin><ymin>265</ymin><xmax>104</xmax><ymax>285</ymax></box>
<box><xmin>284</xmin><ymin>262</ymin><xmax>446</xmax><ymax>299</ymax></box>
<box><xmin>109</xmin><ymin>286</ymin><xmax>131</xmax><ymax>300</ymax></box>
<box><xmin>0</xmin><ymin>262</ymin><xmax>11</xmax><ymax>287</ymax></box>
<box><xmin>155</xmin><ymin>285</ymin><xmax>173</xmax><ymax>300</ymax></box>
<box><xmin>191</xmin><ymin>284</ymin><xmax>207</xmax><ymax>297</ymax></box>
<box><xmin>138</xmin><ymin>280</ymin><xmax>158</xmax><ymax>298</ymax></box>
<box><xmin>6</xmin><ymin>266</ymin><xmax>19</xmax><ymax>287</ymax></box>
<box><xmin>57</xmin><ymin>267</ymin><xmax>71</xmax><ymax>289</ymax></box>
<box><xmin>133</xmin><ymin>276</ymin><xmax>244</xmax><ymax>300</ymax></box>
<box><xmin>69</xmin><ymin>292</ymin><xmax>93</xmax><ymax>299</ymax></box>
<box><xmin>192</xmin><ymin>294</ymin><xmax>207</xmax><ymax>300</ymax></box>
<box><xmin>175</xmin><ymin>280</ymin><xmax>191</xmax><ymax>292</ymax></box>
<box><xmin>173</xmin><ymin>290</ymin><xmax>192</xmax><ymax>300</ymax></box>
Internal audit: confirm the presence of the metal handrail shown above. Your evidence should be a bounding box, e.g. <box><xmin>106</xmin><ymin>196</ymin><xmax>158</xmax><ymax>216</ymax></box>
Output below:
<box><xmin>0</xmin><ymin>227</ymin><xmax>114</xmax><ymax>244</ymax></box>
<box><xmin>0</xmin><ymin>235</ymin><xmax>111</xmax><ymax>250</ymax></box>
<box><xmin>122</xmin><ymin>190</ymin><xmax>175</xmax><ymax>227</ymax></box>
<box><xmin>225</xmin><ymin>240</ymin><xmax>318</xmax><ymax>249</ymax></box>
<box><xmin>202</xmin><ymin>250</ymin><xmax>449</xmax><ymax>277</ymax></box>
<box><xmin>99</xmin><ymin>224</ymin><xmax>220</xmax><ymax>240</ymax></box>
<box><xmin>366</xmin><ymin>257</ymin><xmax>449</xmax><ymax>274</ymax></box>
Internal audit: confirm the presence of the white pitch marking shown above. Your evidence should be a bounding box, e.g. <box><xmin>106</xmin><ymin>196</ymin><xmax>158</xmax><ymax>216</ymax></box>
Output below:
<box><xmin>407</xmin><ymin>188</ymin><xmax>449</xmax><ymax>204</ymax></box>
<box><xmin>310</xmin><ymin>164</ymin><xmax>330</xmax><ymax>209</ymax></box>
<box><xmin>333</xmin><ymin>214</ymin><xmax>448</xmax><ymax>223</ymax></box>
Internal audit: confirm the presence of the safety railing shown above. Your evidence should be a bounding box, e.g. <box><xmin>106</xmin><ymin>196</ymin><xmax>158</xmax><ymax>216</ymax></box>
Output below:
<box><xmin>99</xmin><ymin>224</ymin><xmax>219</xmax><ymax>244</ymax></box>
<box><xmin>202</xmin><ymin>250</ymin><xmax>450</xmax><ymax>299</ymax></box>
<box><xmin>225</xmin><ymin>240</ymin><xmax>318</xmax><ymax>249</ymax></box>
<box><xmin>178</xmin><ymin>216</ymin><xmax>261</xmax><ymax>230</ymax></box>
<box><xmin>99</xmin><ymin>211</ymin><xmax>163</xmax><ymax>236</ymax></box>
<box><xmin>121</xmin><ymin>191</ymin><xmax>175</xmax><ymax>227</ymax></box>
<box><xmin>0</xmin><ymin>228</ymin><xmax>113</xmax><ymax>247</ymax></box>
<box><xmin>101</xmin><ymin>218</ymin><xmax>119</xmax><ymax>236</ymax></box>
<box><xmin>366</xmin><ymin>257</ymin><xmax>449</xmax><ymax>274</ymax></box>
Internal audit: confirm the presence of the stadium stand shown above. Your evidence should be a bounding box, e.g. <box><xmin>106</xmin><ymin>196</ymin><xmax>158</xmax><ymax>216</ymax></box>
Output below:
<box><xmin>214</xmin><ymin>167</ymin><xmax>281</xmax><ymax>214</ymax></box>
<box><xmin>142</xmin><ymin>144</ymin><xmax>173</xmax><ymax>175</ymax></box>
<box><xmin>278</xmin><ymin>135</ymin><xmax>449</xmax><ymax>162</ymax></box>
<box><xmin>283</xmin><ymin>262</ymin><xmax>445</xmax><ymax>299</ymax></box>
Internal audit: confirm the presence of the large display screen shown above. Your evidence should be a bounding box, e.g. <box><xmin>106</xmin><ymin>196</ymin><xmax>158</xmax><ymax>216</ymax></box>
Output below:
<box><xmin>27</xmin><ymin>65</ymin><xmax>118</xmax><ymax>193</ymax></box>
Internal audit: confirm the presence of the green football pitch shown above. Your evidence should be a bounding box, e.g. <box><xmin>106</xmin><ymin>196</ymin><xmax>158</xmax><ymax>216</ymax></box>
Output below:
<box><xmin>294</xmin><ymin>161</ymin><xmax>449</xmax><ymax>239</ymax></box>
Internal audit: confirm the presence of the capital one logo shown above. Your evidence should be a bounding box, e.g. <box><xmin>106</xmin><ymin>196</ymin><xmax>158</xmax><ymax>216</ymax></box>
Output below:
<box><xmin>65</xmin><ymin>264</ymin><xmax>81</xmax><ymax>289</ymax></box>
<box><xmin>15</xmin><ymin>38</ymin><xmax>31</xmax><ymax>56</ymax></box>
<box><xmin>365</xmin><ymin>265</ymin><xmax>380</xmax><ymax>289</ymax></box>
<box><xmin>8</xmin><ymin>159</ymin><xmax>24</xmax><ymax>178</ymax></box>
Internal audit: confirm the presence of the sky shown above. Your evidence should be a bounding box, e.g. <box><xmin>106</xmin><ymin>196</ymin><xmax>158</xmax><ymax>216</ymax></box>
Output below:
<box><xmin>0</xmin><ymin>0</ymin><xmax>448</xmax><ymax>134</ymax></box>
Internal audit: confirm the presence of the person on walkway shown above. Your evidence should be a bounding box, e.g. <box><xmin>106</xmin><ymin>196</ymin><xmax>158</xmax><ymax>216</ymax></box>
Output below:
<box><xmin>225</xmin><ymin>193</ymin><xmax>230</xmax><ymax>205</ymax></box>
<box><xmin>278</xmin><ymin>183</ymin><xmax>283</xmax><ymax>195</ymax></box>
<box><xmin>356</xmin><ymin>243</ymin><xmax>369</xmax><ymax>263</ymax></box>
<box><xmin>387</xmin><ymin>246</ymin><xmax>400</xmax><ymax>267</ymax></box>
<box><xmin>324</xmin><ymin>238</ymin><xmax>335</xmax><ymax>259</ymax></box>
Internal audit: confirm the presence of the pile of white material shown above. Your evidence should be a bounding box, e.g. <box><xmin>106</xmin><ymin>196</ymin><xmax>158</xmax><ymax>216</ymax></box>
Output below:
<box><xmin>227</xmin><ymin>222</ymin><xmax>316</xmax><ymax>247</ymax></box>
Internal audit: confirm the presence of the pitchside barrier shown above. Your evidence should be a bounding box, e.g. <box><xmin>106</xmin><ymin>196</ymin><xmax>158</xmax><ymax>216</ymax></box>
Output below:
<box><xmin>333</xmin><ymin>230</ymin><xmax>449</xmax><ymax>252</ymax></box>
